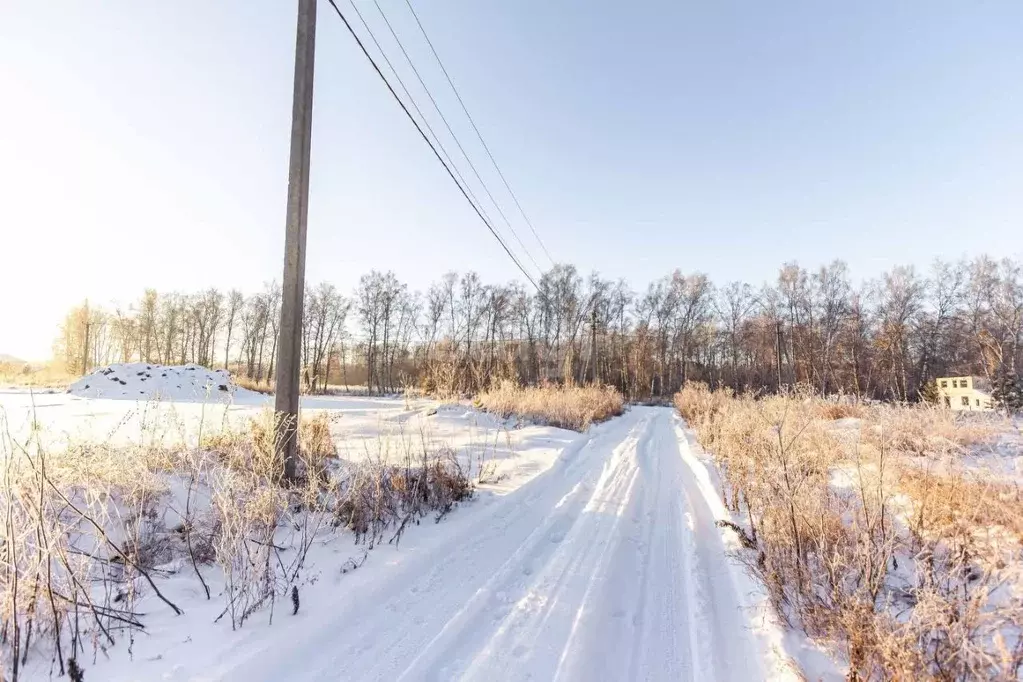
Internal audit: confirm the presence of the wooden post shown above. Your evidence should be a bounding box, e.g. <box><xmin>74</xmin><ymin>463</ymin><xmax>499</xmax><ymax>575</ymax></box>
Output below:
<box><xmin>275</xmin><ymin>0</ymin><xmax>317</xmax><ymax>481</ymax></box>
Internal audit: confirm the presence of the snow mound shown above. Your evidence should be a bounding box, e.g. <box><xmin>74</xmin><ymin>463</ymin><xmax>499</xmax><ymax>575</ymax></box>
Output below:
<box><xmin>69</xmin><ymin>363</ymin><xmax>242</xmax><ymax>402</ymax></box>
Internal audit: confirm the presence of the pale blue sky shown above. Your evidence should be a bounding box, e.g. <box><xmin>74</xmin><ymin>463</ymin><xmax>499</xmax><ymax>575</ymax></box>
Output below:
<box><xmin>1</xmin><ymin>1</ymin><xmax>1021</xmax><ymax>359</ymax></box>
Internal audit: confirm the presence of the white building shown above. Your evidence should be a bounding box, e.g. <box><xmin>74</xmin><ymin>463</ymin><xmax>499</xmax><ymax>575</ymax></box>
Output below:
<box><xmin>936</xmin><ymin>376</ymin><xmax>993</xmax><ymax>411</ymax></box>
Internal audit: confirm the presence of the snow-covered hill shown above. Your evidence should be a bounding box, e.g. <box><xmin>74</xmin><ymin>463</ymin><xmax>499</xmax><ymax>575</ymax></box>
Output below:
<box><xmin>68</xmin><ymin>362</ymin><xmax>246</xmax><ymax>401</ymax></box>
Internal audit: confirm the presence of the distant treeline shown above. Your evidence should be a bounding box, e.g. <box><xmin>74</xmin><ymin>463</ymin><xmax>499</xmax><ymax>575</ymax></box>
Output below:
<box><xmin>55</xmin><ymin>256</ymin><xmax>1023</xmax><ymax>400</ymax></box>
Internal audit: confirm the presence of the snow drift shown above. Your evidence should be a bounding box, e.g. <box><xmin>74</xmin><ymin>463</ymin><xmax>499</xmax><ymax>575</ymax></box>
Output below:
<box><xmin>68</xmin><ymin>362</ymin><xmax>246</xmax><ymax>401</ymax></box>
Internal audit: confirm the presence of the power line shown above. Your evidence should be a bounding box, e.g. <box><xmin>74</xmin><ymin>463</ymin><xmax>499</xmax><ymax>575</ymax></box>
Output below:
<box><xmin>401</xmin><ymin>0</ymin><xmax>555</xmax><ymax>266</ymax></box>
<box><xmin>342</xmin><ymin>0</ymin><xmax>498</xmax><ymax>235</ymax></box>
<box><xmin>371</xmin><ymin>0</ymin><xmax>544</xmax><ymax>277</ymax></box>
<box><xmin>324</xmin><ymin>0</ymin><xmax>540</xmax><ymax>291</ymax></box>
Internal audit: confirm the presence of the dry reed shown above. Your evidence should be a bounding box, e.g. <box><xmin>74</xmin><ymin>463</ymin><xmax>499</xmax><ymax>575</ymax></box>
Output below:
<box><xmin>475</xmin><ymin>381</ymin><xmax>624</xmax><ymax>431</ymax></box>
<box><xmin>674</xmin><ymin>382</ymin><xmax>1023</xmax><ymax>681</ymax></box>
<box><xmin>0</xmin><ymin>404</ymin><xmax>473</xmax><ymax>680</ymax></box>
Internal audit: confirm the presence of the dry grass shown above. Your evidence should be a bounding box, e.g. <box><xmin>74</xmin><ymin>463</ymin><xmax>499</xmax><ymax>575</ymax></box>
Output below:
<box><xmin>0</xmin><ymin>422</ymin><xmax>196</xmax><ymax>679</ymax></box>
<box><xmin>475</xmin><ymin>381</ymin><xmax>625</xmax><ymax>431</ymax></box>
<box><xmin>233</xmin><ymin>375</ymin><xmax>274</xmax><ymax>394</ymax></box>
<box><xmin>200</xmin><ymin>410</ymin><xmax>338</xmax><ymax>479</ymax></box>
<box><xmin>333</xmin><ymin>441</ymin><xmax>474</xmax><ymax>546</ymax></box>
<box><xmin>864</xmin><ymin>403</ymin><xmax>1000</xmax><ymax>456</ymax></box>
<box><xmin>674</xmin><ymin>382</ymin><xmax>1023</xmax><ymax>681</ymax></box>
<box><xmin>817</xmin><ymin>400</ymin><xmax>867</xmax><ymax>420</ymax></box>
<box><xmin>232</xmin><ymin>376</ymin><xmax>360</xmax><ymax>396</ymax></box>
<box><xmin>0</xmin><ymin>361</ymin><xmax>78</xmax><ymax>388</ymax></box>
<box><xmin>673</xmin><ymin>382</ymin><xmax>734</xmax><ymax>436</ymax></box>
<box><xmin>899</xmin><ymin>466</ymin><xmax>1023</xmax><ymax>543</ymax></box>
<box><xmin>0</xmin><ymin>405</ymin><xmax>473</xmax><ymax>679</ymax></box>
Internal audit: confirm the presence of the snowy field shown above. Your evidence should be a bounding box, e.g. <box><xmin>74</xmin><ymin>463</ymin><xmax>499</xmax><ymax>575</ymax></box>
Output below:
<box><xmin>0</xmin><ymin>367</ymin><xmax>830</xmax><ymax>681</ymax></box>
<box><xmin>1</xmin><ymin>388</ymin><xmax>562</xmax><ymax>487</ymax></box>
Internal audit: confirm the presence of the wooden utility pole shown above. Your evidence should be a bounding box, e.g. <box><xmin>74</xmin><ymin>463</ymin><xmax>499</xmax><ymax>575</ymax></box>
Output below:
<box><xmin>275</xmin><ymin>0</ymin><xmax>317</xmax><ymax>481</ymax></box>
<box><xmin>775</xmin><ymin>320</ymin><xmax>784</xmax><ymax>392</ymax></box>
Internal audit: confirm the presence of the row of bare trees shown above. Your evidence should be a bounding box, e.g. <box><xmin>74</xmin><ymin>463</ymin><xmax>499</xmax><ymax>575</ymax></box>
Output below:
<box><xmin>54</xmin><ymin>255</ymin><xmax>1023</xmax><ymax>400</ymax></box>
<box><xmin>57</xmin><ymin>286</ymin><xmax>281</xmax><ymax>382</ymax></box>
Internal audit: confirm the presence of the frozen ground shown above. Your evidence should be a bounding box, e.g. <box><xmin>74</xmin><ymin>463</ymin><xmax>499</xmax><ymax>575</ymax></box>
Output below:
<box><xmin>1</xmin><ymin>386</ymin><xmax>824</xmax><ymax>681</ymax></box>
<box><xmin>824</xmin><ymin>413</ymin><xmax>1023</xmax><ymax>484</ymax></box>
<box><xmin>0</xmin><ymin>389</ymin><xmax>566</xmax><ymax>492</ymax></box>
<box><xmin>968</xmin><ymin>415</ymin><xmax>1023</xmax><ymax>482</ymax></box>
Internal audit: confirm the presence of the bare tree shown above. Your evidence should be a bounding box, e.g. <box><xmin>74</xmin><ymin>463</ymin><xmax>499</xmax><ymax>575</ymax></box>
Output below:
<box><xmin>716</xmin><ymin>281</ymin><xmax>757</xmax><ymax>390</ymax></box>
<box><xmin>50</xmin><ymin>253</ymin><xmax>1023</xmax><ymax>402</ymax></box>
<box><xmin>138</xmin><ymin>289</ymin><xmax>159</xmax><ymax>363</ymax></box>
<box><xmin>222</xmin><ymin>289</ymin><xmax>245</xmax><ymax>370</ymax></box>
<box><xmin>302</xmin><ymin>283</ymin><xmax>350</xmax><ymax>392</ymax></box>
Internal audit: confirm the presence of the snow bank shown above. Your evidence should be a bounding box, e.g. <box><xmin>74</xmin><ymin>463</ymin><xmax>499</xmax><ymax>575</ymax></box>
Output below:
<box><xmin>68</xmin><ymin>362</ymin><xmax>247</xmax><ymax>401</ymax></box>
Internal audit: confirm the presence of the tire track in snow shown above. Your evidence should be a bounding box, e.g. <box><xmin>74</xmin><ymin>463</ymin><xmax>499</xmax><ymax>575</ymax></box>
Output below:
<box><xmin>388</xmin><ymin>412</ymin><xmax>652</xmax><ymax>680</ymax></box>
<box><xmin>216</xmin><ymin>407</ymin><xmax>784</xmax><ymax>682</ymax></box>
<box><xmin>626</xmin><ymin>412</ymin><xmax>694</xmax><ymax>681</ymax></box>
<box><xmin>672</xmin><ymin>415</ymin><xmax>776</xmax><ymax>681</ymax></box>
<box><xmin>215</xmin><ymin>410</ymin><xmax>644</xmax><ymax>681</ymax></box>
<box><xmin>451</xmin><ymin>413</ymin><xmax>651</xmax><ymax>681</ymax></box>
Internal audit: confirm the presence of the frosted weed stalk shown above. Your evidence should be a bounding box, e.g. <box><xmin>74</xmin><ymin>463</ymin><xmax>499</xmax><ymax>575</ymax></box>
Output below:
<box><xmin>0</xmin><ymin>395</ymin><xmax>480</xmax><ymax>679</ymax></box>
<box><xmin>0</xmin><ymin>405</ymin><xmax>182</xmax><ymax>681</ymax></box>
<box><xmin>475</xmin><ymin>381</ymin><xmax>624</xmax><ymax>431</ymax></box>
<box><xmin>675</xmin><ymin>382</ymin><xmax>1023</xmax><ymax>680</ymax></box>
<box><xmin>332</xmin><ymin>418</ymin><xmax>474</xmax><ymax>548</ymax></box>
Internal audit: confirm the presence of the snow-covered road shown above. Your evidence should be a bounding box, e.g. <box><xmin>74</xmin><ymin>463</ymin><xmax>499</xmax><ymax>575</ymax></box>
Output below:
<box><xmin>205</xmin><ymin>406</ymin><xmax>786</xmax><ymax>682</ymax></box>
